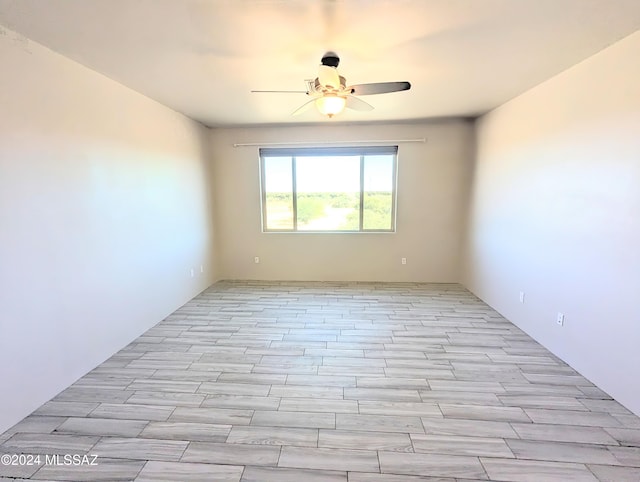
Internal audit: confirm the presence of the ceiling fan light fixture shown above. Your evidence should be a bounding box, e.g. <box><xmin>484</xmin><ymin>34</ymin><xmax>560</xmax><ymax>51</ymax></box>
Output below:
<box><xmin>315</xmin><ymin>95</ymin><xmax>346</xmax><ymax>118</ymax></box>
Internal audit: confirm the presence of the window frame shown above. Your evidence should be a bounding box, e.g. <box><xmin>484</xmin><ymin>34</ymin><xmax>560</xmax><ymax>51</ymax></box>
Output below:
<box><xmin>259</xmin><ymin>146</ymin><xmax>398</xmax><ymax>233</ymax></box>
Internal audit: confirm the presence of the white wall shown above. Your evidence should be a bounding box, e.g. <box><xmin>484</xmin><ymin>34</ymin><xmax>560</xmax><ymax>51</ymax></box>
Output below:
<box><xmin>210</xmin><ymin>121</ymin><xmax>473</xmax><ymax>282</ymax></box>
<box><xmin>464</xmin><ymin>32</ymin><xmax>640</xmax><ymax>415</ymax></box>
<box><xmin>0</xmin><ymin>27</ymin><xmax>218</xmax><ymax>433</ymax></box>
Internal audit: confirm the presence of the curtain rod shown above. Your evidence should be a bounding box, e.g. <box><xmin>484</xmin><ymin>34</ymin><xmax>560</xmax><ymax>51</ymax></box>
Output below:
<box><xmin>232</xmin><ymin>138</ymin><xmax>426</xmax><ymax>147</ymax></box>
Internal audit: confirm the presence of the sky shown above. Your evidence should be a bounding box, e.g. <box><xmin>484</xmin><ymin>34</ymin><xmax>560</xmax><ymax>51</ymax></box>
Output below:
<box><xmin>263</xmin><ymin>155</ymin><xmax>395</xmax><ymax>193</ymax></box>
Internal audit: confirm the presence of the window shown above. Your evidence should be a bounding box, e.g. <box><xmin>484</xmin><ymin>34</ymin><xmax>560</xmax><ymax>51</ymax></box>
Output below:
<box><xmin>260</xmin><ymin>146</ymin><xmax>397</xmax><ymax>232</ymax></box>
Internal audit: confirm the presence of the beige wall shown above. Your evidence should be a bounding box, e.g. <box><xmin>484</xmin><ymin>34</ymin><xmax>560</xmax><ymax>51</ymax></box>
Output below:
<box><xmin>210</xmin><ymin>121</ymin><xmax>473</xmax><ymax>282</ymax></box>
<box><xmin>0</xmin><ymin>27</ymin><xmax>217</xmax><ymax>433</ymax></box>
<box><xmin>464</xmin><ymin>32</ymin><xmax>640</xmax><ymax>415</ymax></box>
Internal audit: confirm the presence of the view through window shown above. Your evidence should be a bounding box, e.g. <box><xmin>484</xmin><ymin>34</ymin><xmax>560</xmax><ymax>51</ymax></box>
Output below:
<box><xmin>260</xmin><ymin>146</ymin><xmax>397</xmax><ymax>232</ymax></box>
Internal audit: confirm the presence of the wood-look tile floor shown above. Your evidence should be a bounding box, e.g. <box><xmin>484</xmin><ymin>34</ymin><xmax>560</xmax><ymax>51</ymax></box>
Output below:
<box><xmin>1</xmin><ymin>281</ymin><xmax>640</xmax><ymax>481</ymax></box>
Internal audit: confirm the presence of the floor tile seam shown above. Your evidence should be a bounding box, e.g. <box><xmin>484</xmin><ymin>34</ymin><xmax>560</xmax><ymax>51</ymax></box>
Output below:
<box><xmin>274</xmin><ymin>444</ymin><xmax>284</xmax><ymax>469</ymax></box>
<box><xmin>237</xmin><ymin>464</ymin><xmax>247</xmax><ymax>482</ymax></box>
<box><xmin>476</xmin><ymin>456</ymin><xmax>492</xmax><ymax>480</ymax></box>
<box><xmin>481</xmin><ymin>453</ymin><xmax>622</xmax><ymax>472</ymax></box>
<box><xmin>374</xmin><ymin>449</ymin><xmax>382</xmax><ymax>473</ymax></box>
<box><xmin>504</xmin><ymin>435</ymin><xmax>627</xmax><ymax>452</ymax></box>
<box><xmin>28</xmin><ymin>454</ymin><xmax>149</xmax><ymax>480</ymax></box>
<box><xmin>474</xmin><ymin>442</ymin><xmax>638</xmax><ymax>470</ymax></box>
<box><xmin>377</xmin><ymin>450</ymin><xmax>487</xmax><ymax>474</ymax></box>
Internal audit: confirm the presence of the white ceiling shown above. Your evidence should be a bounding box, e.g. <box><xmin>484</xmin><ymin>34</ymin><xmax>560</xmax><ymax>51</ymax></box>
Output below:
<box><xmin>1</xmin><ymin>0</ymin><xmax>639</xmax><ymax>127</ymax></box>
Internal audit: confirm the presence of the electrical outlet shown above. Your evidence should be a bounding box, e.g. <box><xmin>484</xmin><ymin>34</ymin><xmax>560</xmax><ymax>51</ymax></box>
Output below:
<box><xmin>254</xmin><ymin>257</ymin><xmax>260</xmax><ymax>264</ymax></box>
<box><xmin>519</xmin><ymin>291</ymin><xmax>525</xmax><ymax>303</ymax></box>
<box><xmin>557</xmin><ymin>312</ymin><xmax>564</xmax><ymax>326</ymax></box>
<box><xmin>401</xmin><ymin>257</ymin><xmax>407</xmax><ymax>265</ymax></box>
<box><xmin>200</xmin><ymin>265</ymin><xmax>204</xmax><ymax>273</ymax></box>
<box><xmin>190</xmin><ymin>268</ymin><xmax>194</xmax><ymax>278</ymax></box>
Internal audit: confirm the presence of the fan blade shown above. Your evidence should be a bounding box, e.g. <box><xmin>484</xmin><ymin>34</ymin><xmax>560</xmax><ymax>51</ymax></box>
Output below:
<box><xmin>348</xmin><ymin>81</ymin><xmax>411</xmax><ymax>95</ymax></box>
<box><xmin>251</xmin><ymin>90</ymin><xmax>308</xmax><ymax>94</ymax></box>
<box><xmin>291</xmin><ymin>98</ymin><xmax>316</xmax><ymax>116</ymax></box>
<box><xmin>345</xmin><ymin>95</ymin><xmax>374</xmax><ymax>111</ymax></box>
<box><xmin>318</xmin><ymin>65</ymin><xmax>340</xmax><ymax>89</ymax></box>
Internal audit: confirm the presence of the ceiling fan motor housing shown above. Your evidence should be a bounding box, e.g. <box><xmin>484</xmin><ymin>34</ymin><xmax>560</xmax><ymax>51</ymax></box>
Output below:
<box><xmin>321</xmin><ymin>52</ymin><xmax>340</xmax><ymax>68</ymax></box>
<box><xmin>314</xmin><ymin>76</ymin><xmax>346</xmax><ymax>92</ymax></box>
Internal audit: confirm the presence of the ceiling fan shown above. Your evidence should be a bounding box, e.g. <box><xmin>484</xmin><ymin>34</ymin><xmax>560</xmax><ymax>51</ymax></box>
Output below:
<box><xmin>251</xmin><ymin>52</ymin><xmax>411</xmax><ymax>118</ymax></box>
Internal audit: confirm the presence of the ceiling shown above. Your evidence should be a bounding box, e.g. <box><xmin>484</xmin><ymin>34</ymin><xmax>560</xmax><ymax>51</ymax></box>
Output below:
<box><xmin>1</xmin><ymin>0</ymin><xmax>639</xmax><ymax>127</ymax></box>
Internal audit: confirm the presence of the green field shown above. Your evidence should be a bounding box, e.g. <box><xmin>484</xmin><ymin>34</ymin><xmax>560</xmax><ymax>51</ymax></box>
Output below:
<box><xmin>265</xmin><ymin>192</ymin><xmax>393</xmax><ymax>230</ymax></box>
